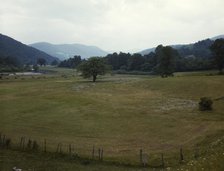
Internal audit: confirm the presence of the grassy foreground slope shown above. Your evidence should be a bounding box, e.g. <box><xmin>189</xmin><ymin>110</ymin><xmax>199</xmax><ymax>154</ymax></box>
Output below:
<box><xmin>1</xmin><ymin>131</ymin><xmax>223</xmax><ymax>171</ymax></box>
<box><xmin>0</xmin><ymin>69</ymin><xmax>224</xmax><ymax>166</ymax></box>
<box><xmin>0</xmin><ymin>149</ymin><xmax>146</xmax><ymax>171</ymax></box>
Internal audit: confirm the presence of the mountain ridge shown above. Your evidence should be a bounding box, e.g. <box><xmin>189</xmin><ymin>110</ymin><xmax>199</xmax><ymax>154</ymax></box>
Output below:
<box><xmin>0</xmin><ymin>34</ymin><xmax>58</xmax><ymax>65</ymax></box>
<box><xmin>30</xmin><ymin>42</ymin><xmax>108</xmax><ymax>60</ymax></box>
<box><xmin>210</xmin><ymin>34</ymin><xmax>224</xmax><ymax>40</ymax></box>
<box><xmin>139</xmin><ymin>34</ymin><xmax>224</xmax><ymax>58</ymax></box>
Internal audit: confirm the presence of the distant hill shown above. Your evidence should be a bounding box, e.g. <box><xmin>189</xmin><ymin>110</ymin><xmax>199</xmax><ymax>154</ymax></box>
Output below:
<box><xmin>139</xmin><ymin>45</ymin><xmax>183</xmax><ymax>56</ymax></box>
<box><xmin>139</xmin><ymin>47</ymin><xmax>155</xmax><ymax>55</ymax></box>
<box><xmin>139</xmin><ymin>44</ymin><xmax>193</xmax><ymax>56</ymax></box>
<box><xmin>30</xmin><ymin>42</ymin><xmax>108</xmax><ymax>60</ymax></box>
<box><xmin>210</xmin><ymin>35</ymin><xmax>224</xmax><ymax>41</ymax></box>
<box><xmin>139</xmin><ymin>35</ymin><xmax>224</xmax><ymax>58</ymax></box>
<box><xmin>0</xmin><ymin>34</ymin><xmax>58</xmax><ymax>65</ymax></box>
<box><xmin>177</xmin><ymin>39</ymin><xmax>213</xmax><ymax>59</ymax></box>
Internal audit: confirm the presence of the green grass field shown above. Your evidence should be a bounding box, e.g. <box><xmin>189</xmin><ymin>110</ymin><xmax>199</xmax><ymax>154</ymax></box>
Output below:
<box><xmin>1</xmin><ymin>68</ymin><xmax>224</xmax><ymax>170</ymax></box>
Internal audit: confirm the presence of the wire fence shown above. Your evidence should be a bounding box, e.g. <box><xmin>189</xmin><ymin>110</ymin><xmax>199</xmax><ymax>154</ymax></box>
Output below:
<box><xmin>0</xmin><ymin>133</ymin><xmax>214</xmax><ymax>168</ymax></box>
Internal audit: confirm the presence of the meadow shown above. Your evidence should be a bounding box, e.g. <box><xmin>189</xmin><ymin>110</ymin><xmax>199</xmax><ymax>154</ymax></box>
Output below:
<box><xmin>0</xmin><ymin>68</ymin><xmax>224</xmax><ymax>170</ymax></box>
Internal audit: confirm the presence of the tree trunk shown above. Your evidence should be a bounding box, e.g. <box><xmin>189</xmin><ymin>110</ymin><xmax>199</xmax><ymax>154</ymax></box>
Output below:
<box><xmin>93</xmin><ymin>75</ymin><xmax>96</xmax><ymax>82</ymax></box>
<box><xmin>218</xmin><ymin>68</ymin><xmax>223</xmax><ymax>75</ymax></box>
<box><xmin>218</xmin><ymin>62</ymin><xmax>223</xmax><ymax>74</ymax></box>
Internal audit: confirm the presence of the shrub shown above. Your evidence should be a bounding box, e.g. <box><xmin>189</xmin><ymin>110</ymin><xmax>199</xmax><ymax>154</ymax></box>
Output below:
<box><xmin>27</xmin><ymin>139</ymin><xmax>32</xmax><ymax>149</ymax></box>
<box><xmin>199</xmin><ymin>97</ymin><xmax>213</xmax><ymax>111</ymax></box>
<box><xmin>5</xmin><ymin>138</ymin><xmax>11</xmax><ymax>148</ymax></box>
<box><xmin>32</xmin><ymin>141</ymin><xmax>39</xmax><ymax>151</ymax></box>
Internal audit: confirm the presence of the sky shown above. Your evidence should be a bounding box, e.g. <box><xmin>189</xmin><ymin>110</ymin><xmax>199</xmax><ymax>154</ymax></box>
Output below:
<box><xmin>0</xmin><ymin>0</ymin><xmax>224</xmax><ymax>52</ymax></box>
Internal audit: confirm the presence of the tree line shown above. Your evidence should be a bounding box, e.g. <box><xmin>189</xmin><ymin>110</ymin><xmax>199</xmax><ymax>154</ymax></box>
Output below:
<box><xmin>58</xmin><ymin>39</ymin><xmax>224</xmax><ymax>80</ymax></box>
<box><xmin>0</xmin><ymin>56</ymin><xmax>22</xmax><ymax>72</ymax></box>
<box><xmin>104</xmin><ymin>45</ymin><xmax>215</xmax><ymax>75</ymax></box>
<box><xmin>1</xmin><ymin>39</ymin><xmax>223</xmax><ymax>80</ymax></box>
<box><xmin>0</xmin><ymin>56</ymin><xmax>57</xmax><ymax>72</ymax></box>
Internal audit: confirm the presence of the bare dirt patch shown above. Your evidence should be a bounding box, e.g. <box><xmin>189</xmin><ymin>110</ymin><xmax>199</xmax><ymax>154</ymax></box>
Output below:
<box><xmin>154</xmin><ymin>98</ymin><xmax>197</xmax><ymax>112</ymax></box>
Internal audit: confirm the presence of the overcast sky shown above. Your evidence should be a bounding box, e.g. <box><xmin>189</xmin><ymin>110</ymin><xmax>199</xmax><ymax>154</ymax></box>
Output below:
<box><xmin>1</xmin><ymin>0</ymin><xmax>224</xmax><ymax>52</ymax></box>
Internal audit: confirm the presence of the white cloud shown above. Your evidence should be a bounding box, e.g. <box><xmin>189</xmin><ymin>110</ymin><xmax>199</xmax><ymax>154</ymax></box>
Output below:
<box><xmin>0</xmin><ymin>0</ymin><xmax>224</xmax><ymax>52</ymax></box>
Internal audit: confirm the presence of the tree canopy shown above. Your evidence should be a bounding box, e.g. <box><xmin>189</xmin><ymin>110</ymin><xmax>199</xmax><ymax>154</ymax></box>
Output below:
<box><xmin>37</xmin><ymin>58</ymin><xmax>46</xmax><ymax>66</ymax></box>
<box><xmin>51</xmin><ymin>59</ymin><xmax>59</xmax><ymax>66</ymax></box>
<box><xmin>58</xmin><ymin>56</ymin><xmax>82</xmax><ymax>68</ymax></box>
<box><xmin>154</xmin><ymin>45</ymin><xmax>179</xmax><ymax>77</ymax></box>
<box><xmin>0</xmin><ymin>56</ymin><xmax>22</xmax><ymax>72</ymax></box>
<box><xmin>210</xmin><ymin>39</ymin><xmax>224</xmax><ymax>74</ymax></box>
<box><xmin>78</xmin><ymin>57</ymin><xmax>108</xmax><ymax>82</ymax></box>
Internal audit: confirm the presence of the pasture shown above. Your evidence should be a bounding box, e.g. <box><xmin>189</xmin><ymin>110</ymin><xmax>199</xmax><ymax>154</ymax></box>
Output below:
<box><xmin>0</xmin><ymin>68</ymin><xmax>224</xmax><ymax>170</ymax></box>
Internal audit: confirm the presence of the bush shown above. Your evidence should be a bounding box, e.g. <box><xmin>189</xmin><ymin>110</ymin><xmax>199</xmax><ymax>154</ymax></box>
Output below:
<box><xmin>5</xmin><ymin>138</ymin><xmax>11</xmax><ymax>148</ymax></box>
<box><xmin>199</xmin><ymin>97</ymin><xmax>213</xmax><ymax>111</ymax></box>
<box><xmin>27</xmin><ymin>139</ymin><xmax>32</xmax><ymax>149</ymax></box>
<box><xmin>32</xmin><ymin>141</ymin><xmax>39</xmax><ymax>151</ymax></box>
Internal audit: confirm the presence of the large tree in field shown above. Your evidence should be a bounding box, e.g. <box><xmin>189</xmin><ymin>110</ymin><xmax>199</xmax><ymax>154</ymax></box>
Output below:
<box><xmin>78</xmin><ymin>57</ymin><xmax>108</xmax><ymax>82</ymax></box>
<box><xmin>155</xmin><ymin>45</ymin><xmax>179</xmax><ymax>77</ymax></box>
<box><xmin>210</xmin><ymin>39</ymin><xmax>224</xmax><ymax>74</ymax></box>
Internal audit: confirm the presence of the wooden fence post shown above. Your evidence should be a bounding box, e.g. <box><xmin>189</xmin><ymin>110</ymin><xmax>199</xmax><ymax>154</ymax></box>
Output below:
<box><xmin>194</xmin><ymin>148</ymin><xmax>199</xmax><ymax>159</ymax></box>
<box><xmin>27</xmin><ymin>139</ymin><xmax>32</xmax><ymax>149</ymax></box>
<box><xmin>101</xmin><ymin>148</ymin><xmax>103</xmax><ymax>161</ymax></box>
<box><xmin>72</xmin><ymin>145</ymin><xmax>75</xmax><ymax>155</ymax></box>
<box><xmin>2</xmin><ymin>135</ymin><xmax>6</xmax><ymax>147</ymax></box>
<box><xmin>69</xmin><ymin>144</ymin><xmax>71</xmax><ymax>156</ymax></box>
<box><xmin>161</xmin><ymin>153</ymin><xmax>164</xmax><ymax>168</ymax></box>
<box><xmin>19</xmin><ymin>137</ymin><xmax>22</xmax><ymax>149</ymax></box>
<box><xmin>98</xmin><ymin>148</ymin><xmax>101</xmax><ymax>161</ymax></box>
<box><xmin>140</xmin><ymin>149</ymin><xmax>143</xmax><ymax>164</ymax></box>
<box><xmin>22</xmin><ymin>137</ymin><xmax>25</xmax><ymax>150</ymax></box>
<box><xmin>0</xmin><ymin>133</ymin><xmax>2</xmax><ymax>146</ymax></box>
<box><xmin>56</xmin><ymin>143</ymin><xmax>60</xmax><ymax>153</ymax></box>
<box><xmin>5</xmin><ymin>138</ymin><xmax>11</xmax><ymax>149</ymax></box>
<box><xmin>44</xmin><ymin>139</ymin><xmax>47</xmax><ymax>152</ymax></box>
<box><xmin>92</xmin><ymin>146</ymin><xmax>95</xmax><ymax>159</ymax></box>
<box><xmin>180</xmin><ymin>147</ymin><xmax>184</xmax><ymax>163</ymax></box>
<box><xmin>60</xmin><ymin>143</ymin><xmax>62</xmax><ymax>153</ymax></box>
<box><xmin>57</xmin><ymin>143</ymin><xmax>62</xmax><ymax>153</ymax></box>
